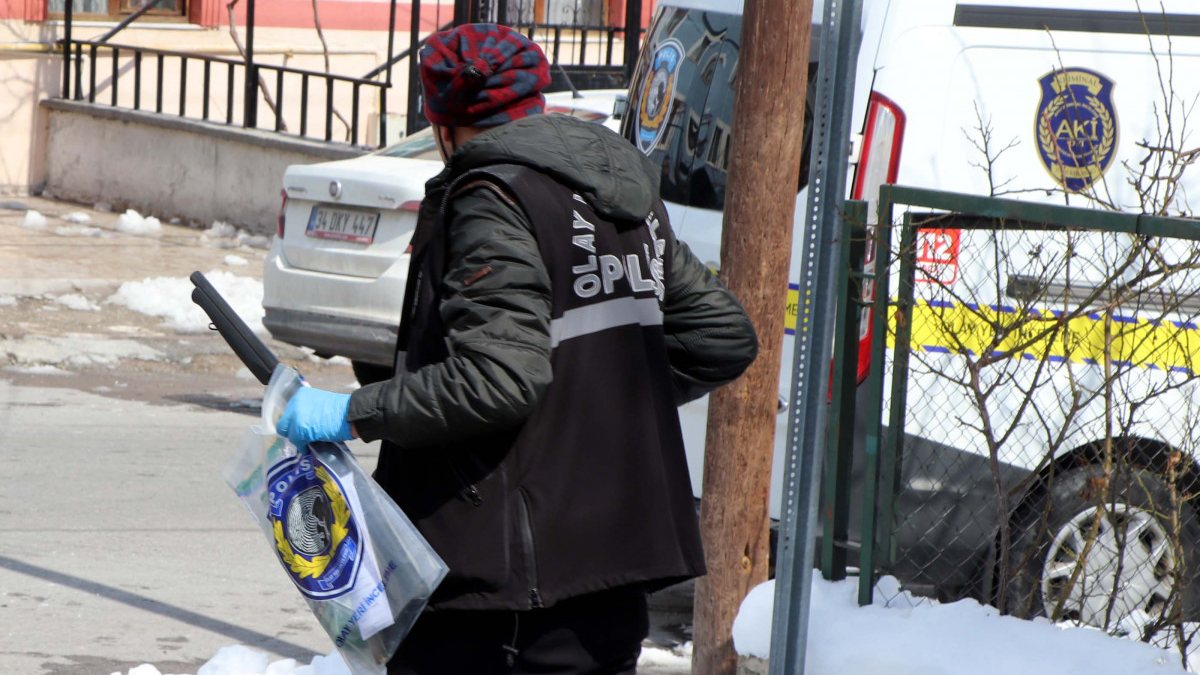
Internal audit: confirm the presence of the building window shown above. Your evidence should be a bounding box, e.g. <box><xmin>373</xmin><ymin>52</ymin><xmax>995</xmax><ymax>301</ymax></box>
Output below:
<box><xmin>49</xmin><ymin>0</ymin><xmax>186</xmax><ymax>21</ymax></box>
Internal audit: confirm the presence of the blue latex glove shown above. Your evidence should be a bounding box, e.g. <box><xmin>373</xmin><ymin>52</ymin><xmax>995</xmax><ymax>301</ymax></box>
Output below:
<box><xmin>275</xmin><ymin>387</ymin><xmax>354</xmax><ymax>449</ymax></box>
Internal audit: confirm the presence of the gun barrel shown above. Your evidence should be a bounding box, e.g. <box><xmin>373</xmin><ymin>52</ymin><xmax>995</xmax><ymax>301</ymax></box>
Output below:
<box><xmin>189</xmin><ymin>271</ymin><xmax>279</xmax><ymax>385</ymax></box>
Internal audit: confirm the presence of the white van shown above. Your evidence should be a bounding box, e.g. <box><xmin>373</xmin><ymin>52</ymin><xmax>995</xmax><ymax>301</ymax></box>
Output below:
<box><xmin>624</xmin><ymin>0</ymin><xmax>1200</xmax><ymax>634</ymax></box>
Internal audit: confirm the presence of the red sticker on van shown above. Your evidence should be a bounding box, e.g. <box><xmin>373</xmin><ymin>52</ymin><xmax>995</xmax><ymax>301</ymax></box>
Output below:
<box><xmin>915</xmin><ymin>228</ymin><xmax>960</xmax><ymax>285</ymax></box>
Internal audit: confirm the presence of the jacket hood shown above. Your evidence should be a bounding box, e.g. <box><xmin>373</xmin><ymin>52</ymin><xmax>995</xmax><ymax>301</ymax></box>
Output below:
<box><xmin>449</xmin><ymin>114</ymin><xmax>661</xmax><ymax>222</ymax></box>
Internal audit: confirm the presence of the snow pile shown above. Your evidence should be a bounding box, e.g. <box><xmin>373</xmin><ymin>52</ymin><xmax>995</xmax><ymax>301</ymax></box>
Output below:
<box><xmin>21</xmin><ymin>209</ymin><xmax>48</xmax><ymax>231</ymax></box>
<box><xmin>110</xmin><ymin>645</ymin><xmax>350</xmax><ymax>675</ymax></box>
<box><xmin>202</xmin><ymin>221</ymin><xmax>244</xmax><ymax>249</ymax></box>
<box><xmin>639</xmin><ymin>643</ymin><xmax>692</xmax><ymax>671</ymax></box>
<box><xmin>56</xmin><ymin>224</ymin><xmax>105</xmax><ymax>237</ymax></box>
<box><xmin>203</xmin><ymin>220</ymin><xmax>272</xmax><ymax>250</ymax></box>
<box><xmin>0</xmin><ymin>295</ymin><xmax>16</xmax><ymax>306</ymax></box>
<box><xmin>4</xmin><ymin>364</ymin><xmax>73</xmax><ymax>376</ymax></box>
<box><xmin>62</xmin><ymin>211</ymin><xmax>92</xmax><ymax>224</ymax></box>
<box><xmin>301</xmin><ymin>348</ymin><xmax>351</xmax><ymax>368</ymax></box>
<box><xmin>732</xmin><ymin>572</ymin><xmax>1188</xmax><ymax>674</ymax></box>
<box><xmin>107</xmin><ymin>270</ymin><xmax>265</xmax><ymax>334</ymax></box>
<box><xmin>55</xmin><ymin>293</ymin><xmax>100</xmax><ymax>311</ymax></box>
<box><xmin>206</xmin><ymin>221</ymin><xmax>238</xmax><ymax>239</ymax></box>
<box><xmin>225</xmin><ymin>254</ymin><xmax>249</xmax><ymax>267</ymax></box>
<box><xmin>239</xmin><ymin>232</ymin><xmax>272</xmax><ymax>249</ymax></box>
<box><xmin>0</xmin><ymin>334</ymin><xmax>162</xmax><ymax>367</ymax></box>
<box><xmin>116</xmin><ymin>209</ymin><xmax>163</xmax><ymax>236</ymax></box>
<box><xmin>117</xmin><ymin>641</ymin><xmax>690</xmax><ymax>675</ymax></box>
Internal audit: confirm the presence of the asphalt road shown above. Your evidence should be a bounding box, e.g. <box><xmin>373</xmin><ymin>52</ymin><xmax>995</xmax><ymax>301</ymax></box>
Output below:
<box><xmin>0</xmin><ymin>198</ymin><xmax>693</xmax><ymax>674</ymax></box>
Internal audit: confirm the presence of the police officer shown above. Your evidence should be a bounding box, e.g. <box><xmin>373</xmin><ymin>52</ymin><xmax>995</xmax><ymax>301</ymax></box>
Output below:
<box><xmin>277</xmin><ymin>23</ymin><xmax>757</xmax><ymax>674</ymax></box>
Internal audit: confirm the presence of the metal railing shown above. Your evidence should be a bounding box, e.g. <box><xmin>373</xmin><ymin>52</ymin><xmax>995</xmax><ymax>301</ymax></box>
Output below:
<box><xmin>823</xmin><ymin>184</ymin><xmax>1200</xmax><ymax>668</ymax></box>
<box><xmin>513</xmin><ymin>23</ymin><xmax>636</xmax><ymax>68</ymax></box>
<box><xmin>61</xmin><ymin>40</ymin><xmax>391</xmax><ymax>146</ymax></box>
<box><xmin>57</xmin><ymin>0</ymin><xmax>645</xmax><ymax>148</ymax></box>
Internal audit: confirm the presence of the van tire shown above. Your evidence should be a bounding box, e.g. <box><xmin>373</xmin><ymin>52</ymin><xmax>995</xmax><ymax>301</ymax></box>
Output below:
<box><xmin>1000</xmin><ymin>465</ymin><xmax>1200</xmax><ymax>632</ymax></box>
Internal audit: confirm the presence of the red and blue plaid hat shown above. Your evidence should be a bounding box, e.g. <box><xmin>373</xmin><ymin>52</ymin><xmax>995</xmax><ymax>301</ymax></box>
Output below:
<box><xmin>419</xmin><ymin>23</ymin><xmax>552</xmax><ymax>128</ymax></box>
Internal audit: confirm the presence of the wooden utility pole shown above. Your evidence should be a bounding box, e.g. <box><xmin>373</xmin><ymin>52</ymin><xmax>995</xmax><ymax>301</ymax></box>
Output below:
<box><xmin>692</xmin><ymin>1</ymin><xmax>814</xmax><ymax>674</ymax></box>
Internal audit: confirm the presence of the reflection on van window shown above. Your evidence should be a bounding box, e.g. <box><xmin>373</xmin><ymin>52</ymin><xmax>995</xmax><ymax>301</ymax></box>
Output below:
<box><xmin>624</xmin><ymin>7</ymin><xmax>815</xmax><ymax>212</ymax></box>
<box><xmin>625</xmin><ymin>7</ymin><xmax>742</xmax><ymax>211</ymax></box>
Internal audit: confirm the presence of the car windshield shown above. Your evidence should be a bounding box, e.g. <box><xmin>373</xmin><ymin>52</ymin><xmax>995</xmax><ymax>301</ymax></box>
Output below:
<box><xmin>374</xmin><ymin>107</ymin><xmax>610</xmax><ymax>161</ymax></box>
<box><xmin>375</xmin><ymin>127</ymin><xmax>440</xmax><ymax>161</ymax></box>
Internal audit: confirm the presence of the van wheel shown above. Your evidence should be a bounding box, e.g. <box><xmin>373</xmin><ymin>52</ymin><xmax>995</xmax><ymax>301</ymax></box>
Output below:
<box><xmin>1000</xmin><ymin>466</ymin><xmax>1200</xmax><ymax>635</ymax></box>
<box><xmin>350</xmin><ymin>360</ymin><xmax>392</xmax><ymax>386</ymax></box>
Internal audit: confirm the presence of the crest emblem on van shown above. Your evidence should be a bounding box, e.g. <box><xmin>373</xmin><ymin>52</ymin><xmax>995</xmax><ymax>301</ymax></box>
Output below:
<box><xmin>1035</xmin><ymin>68</ymin><xmax>1118</xmax><ymax>193</ymax></box>
<box><xmin>636</xmin><ymin>38</ymin><xmax>684</xmax><ymax>155</ymax></box>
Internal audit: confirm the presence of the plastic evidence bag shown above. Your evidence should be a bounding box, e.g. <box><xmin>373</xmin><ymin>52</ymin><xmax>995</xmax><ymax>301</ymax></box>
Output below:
<box><xmin>224</xmin><ymin>364</ymin><xmax>447</xmax><ymax>674</ymax></box>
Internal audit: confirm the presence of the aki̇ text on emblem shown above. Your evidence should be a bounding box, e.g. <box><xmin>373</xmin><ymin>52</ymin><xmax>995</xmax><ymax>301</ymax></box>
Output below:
<box><xmin>1035</xmin><ymin>67</ymin><xmax>1119</xmax><ymax>193</ymax></box>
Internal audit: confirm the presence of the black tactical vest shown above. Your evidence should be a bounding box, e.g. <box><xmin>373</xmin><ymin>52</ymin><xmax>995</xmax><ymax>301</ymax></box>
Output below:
<box><xmin>378</xmin><ymin>163</ymin><xmax>706</xmax><ymax>610</ymax></box>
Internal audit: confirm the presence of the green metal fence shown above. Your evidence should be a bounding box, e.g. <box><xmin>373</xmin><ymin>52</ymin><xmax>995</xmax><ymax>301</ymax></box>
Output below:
<box><xmin>824</xmin><ymin>184</ymin><xmax>1200</xmax><ymax>669</ymax></box>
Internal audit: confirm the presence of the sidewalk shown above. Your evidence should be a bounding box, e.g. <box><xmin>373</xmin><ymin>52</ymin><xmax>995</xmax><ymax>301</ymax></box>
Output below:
<box><xmin>0</xmin><ymin>196</ymin><xmax>696</xmax><ymax>675</ymax></box>
<box><xmin>0</xmin><ymin>196</ymin><xmax>266</xmax><ymax>296</ymax></box>
<box><xmin>0</xmin><ymin>196</ymin><xmax>343</xmax><ymax>673</ymax></box>
<box><xmin>0</xmin><ymin>195</ymin><xmax>355</xmax><ymax>405</ymax></box>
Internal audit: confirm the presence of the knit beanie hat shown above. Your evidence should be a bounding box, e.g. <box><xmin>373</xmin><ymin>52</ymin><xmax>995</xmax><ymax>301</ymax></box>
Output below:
<box><xmin>419</xmin><ymin>23</ymin><xmax>552</xmax><ymax>128</ymax></box>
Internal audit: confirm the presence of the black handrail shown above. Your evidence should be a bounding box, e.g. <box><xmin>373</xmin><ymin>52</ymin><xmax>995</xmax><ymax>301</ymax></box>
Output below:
<box><xmin>365</xmin><ymin>21</ymin><xmax>629</xmax><ymax>82</ymax></box>
<box><xmin>96</xmin><ymin>0</ymin><xmax>165</xmax><ymax>43</ymax></box>
<box><xmin>61</xmin><ymin>0</ymin><xmax>73</xmax><ymax>98</ymax></box>
<box><xmin>57</xmin><ymin>0</ymin><xmax>646</xmax><ymax>150</ymax></box>
<box><xmin>362</xmin><ymin>21</ymin><xmax>453</xmax><ymax>80</ymax></box>
<box><xmin>70</xmin><ymin>38</ymin><xmax>391</xmax><ymax>148</ymax></box>
<box><xmin>83</xmin><ymin>41</ymin><xmax>388</xmax><ymax>87</ymax></box>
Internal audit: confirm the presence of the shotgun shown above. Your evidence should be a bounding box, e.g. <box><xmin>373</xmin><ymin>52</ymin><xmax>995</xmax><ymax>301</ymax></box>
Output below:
<box><xmin>189</xmin><ymin>270</ymin><xmax>279</xmax><ymax>385</ymax></box>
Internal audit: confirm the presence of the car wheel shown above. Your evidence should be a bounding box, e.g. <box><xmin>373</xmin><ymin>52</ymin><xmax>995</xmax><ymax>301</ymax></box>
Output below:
<box><xmin>1001</xmin><ymin>465</ymin><xmax>1200</xmax><ymax>635</ymax></box>
<box><xmin>351</xmin><ymin>360</ymin><xmax>393</xmax><ymax>386</ymax></box>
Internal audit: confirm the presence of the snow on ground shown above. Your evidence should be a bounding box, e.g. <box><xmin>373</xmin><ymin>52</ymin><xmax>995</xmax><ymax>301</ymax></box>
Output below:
<box><xmin>0</xmin><ymin>334</ymin><xmax>164</xmax><ymax>367</ymax></box>
<box><xmin>3</xmin><ymin>364</ymin><xmax>74</xmax><ymax>376</ymax></box>
<box><xmin>116</xmin><ymin>209</ymin><xmax>163</xmax><ymax>236</ymax></box>
<box><xmin>107</xmin><ymin>269</ymin><xmax>265</xmax><ymax>334</ymax></box>
<box><xmin>55</xmin><ymin>293</ymin><xmax>101</xmax><ymax>311</ymax></box>
<box><xmin>203</xmin><ymin>221</ymin><xmax>271</xmax><ymax>250</ymax></box>
<box><xmin>638</xmin><ymin>643</ymin><xmax>692</xmax><ymax>672</ymax></box>
<box><xmin>732</xmin><ymin>571</ymin><xmax>1189</xmax><ymax>674</ymax></box>
<box><xmin>120</xmin><ymin>571</ymin><xmax>1193</xmax><ymax>675</ymax></box>
<box><xmin>202</xmin><ymin>219</ymin><xmax>240</xmax><ymax>246</ymax></box>
<box><xmin>62</xmin><ymin>210</ymin><xmax>93</xmax><ymax>224</ymax></box>
<box><xmin>114</xmin><ymin>642</ymin><xmax>690</xmax><ymax>675</ymax></box>
<box><xmin>21</xmin><ymin>209</ymin><xmax>47</xmax><ymax>230</ymax></box>
<box><xmin>55</xmin><ymin>224</ymin><xmax>105</xmax><ymax>237</ymax></box>
<box><xmin>224</xmin><ymin>254</ymin><xmax>249</xmax><ymax>266</ymax></box>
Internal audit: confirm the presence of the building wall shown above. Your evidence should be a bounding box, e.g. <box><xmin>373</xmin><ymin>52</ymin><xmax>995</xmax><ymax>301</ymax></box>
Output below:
<box><xmin>44</xmin><ymin>98</ymin><xmax>364</xmax><ymax>233</ymax></box>
<box><xmin>0</xmin><ymin>49</ymin><xmax>55</xmax><ymax>195</ymax></box>
<box><xmin>1</xmin><ymin>0</ymin><xmax>646</xmax><ymax>196</ymax></box>
<box><xmin>1</xmin><ymin>15</ymin><xmax>424</xmax><ymax>194</ymax></box>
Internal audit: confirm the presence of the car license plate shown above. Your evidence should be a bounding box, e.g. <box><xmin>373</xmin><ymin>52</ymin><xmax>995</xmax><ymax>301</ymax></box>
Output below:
<box><xmin>306</xmin><ymin>206</ymin><xmax>380</xmax><ymax>244</ymax></box>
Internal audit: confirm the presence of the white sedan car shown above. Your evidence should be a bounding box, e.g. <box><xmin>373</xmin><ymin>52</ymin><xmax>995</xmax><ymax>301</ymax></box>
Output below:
<box><xmin>263</xmin><ymin>90</ymin><xmax>625</xmax><ymax>383</ymax></box>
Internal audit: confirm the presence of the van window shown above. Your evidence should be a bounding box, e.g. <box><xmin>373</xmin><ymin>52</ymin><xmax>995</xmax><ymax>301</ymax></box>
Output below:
<box><xmin>624</xmin><ymin>7</ymin><xmax>815</xmax><ymax>211</ymax></box>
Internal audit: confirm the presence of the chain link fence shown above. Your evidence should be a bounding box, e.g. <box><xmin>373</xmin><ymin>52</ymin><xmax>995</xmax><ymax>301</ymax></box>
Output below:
<box><xmin>832</xmin><ymin>186</ymin><xmax>1200</xmax><ymax>670</ymax></box>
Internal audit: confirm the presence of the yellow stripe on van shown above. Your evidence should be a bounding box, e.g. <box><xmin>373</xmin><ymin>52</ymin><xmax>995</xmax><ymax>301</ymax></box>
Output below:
<box><xmin>899</xmin><ymin>300</ymin><xmax>1200</xmax><ymax>375</ymax></box>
